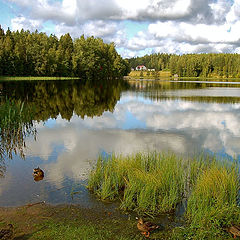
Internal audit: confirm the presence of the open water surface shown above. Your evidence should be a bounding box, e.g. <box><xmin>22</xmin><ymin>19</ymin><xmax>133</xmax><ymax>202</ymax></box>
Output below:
<box><xmin>0</xmin><ymin>79</ymin><xmax>240</xmax><ymax>207</ymax></box>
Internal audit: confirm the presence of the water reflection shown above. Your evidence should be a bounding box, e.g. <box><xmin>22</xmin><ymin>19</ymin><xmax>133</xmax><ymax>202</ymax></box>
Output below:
<box><xmin>0</xmin><ymin>79</ymin><xmax>240</xmax><ymax>206</ymax></box>
<box><xmin>1</xmin><ymin>79</ymin><xmax>128</xmax><ymax>121</ymax></box>
<box><xmin>0</xmin><ymin>99</ymin><xmax>37</xmax><ymax>177</ymax></box>
<box><xmin>0</xmin><ymin>79</ymin><xmax>128</xmax><ymax>161</ymax></box>
<box><xmin>129</xmin><ymin>80</ymin><xmax>240</xmax><ymax>103</ymax></box>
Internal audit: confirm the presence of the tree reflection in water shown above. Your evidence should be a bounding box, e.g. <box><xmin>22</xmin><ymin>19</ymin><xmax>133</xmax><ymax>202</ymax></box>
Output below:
<box><xmin>0</xmin><ymin>79</ymin><xmax>129</xmax><ymax>176</ymax></box>
<box><xmin>0</xmin><ymin>99</ymin><xmax>37</xmax><ymax>176</ymax></box>
<box><xmin>128</xmin><ymin>80</ymin><xmax>240</xmax><ymax>104</ymax></box>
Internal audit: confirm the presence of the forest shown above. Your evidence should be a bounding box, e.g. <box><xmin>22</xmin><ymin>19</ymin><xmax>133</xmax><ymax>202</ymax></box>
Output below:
<box><xmin>128</xmin><ymin>53</ymin><xmax>240</xmax><ymax>78</ymax></box>
<box><xmin>2</xmin><ymin>25</ymin><xmax>240</xmax><ymax>79</ymax></box>
<box><xmin>0</xmin><ymin>26</ymin><xmax>130</xmax><ymax>79</ymax></box>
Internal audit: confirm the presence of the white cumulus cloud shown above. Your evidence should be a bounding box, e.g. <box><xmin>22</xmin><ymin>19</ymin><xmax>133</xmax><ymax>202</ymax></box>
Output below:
<box><xmin>5</xmin><ymin>0</ymin><xmax>240</xmax><ymax>56</ymax></box>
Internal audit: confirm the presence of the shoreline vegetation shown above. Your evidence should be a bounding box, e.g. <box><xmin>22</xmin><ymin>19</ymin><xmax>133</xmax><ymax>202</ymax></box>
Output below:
<box><xmin>128</xmin><ymin>53</ymin><xmax>240</xmax><ymax>79</ymax></box>
<box><xmin>0</xmin><ymin>153</ymin><xmax>239</xmax><ymax>239</ymax></box>
<box><xmin>127</xmin><ymin>70</ymin><xmax>240</xmax><ymax>82</ymax></box>
<box><xmin>0</xmin><ymin>26</ymin><xmax>130</xmax><ymax>79</ymax></box>
<box><xmin>88</xmin><ymin>152</ymin><xmax>240</xmax><ymax>239</ymax></box>
<box><xmin>1</xmin><ymin>27</ymin><xmax>240</xmax><ymax>240</ymax></box>
<box><xmin>0</xmin><ymin>76</ymin><xmax>80</xmax><ymax>81</ymax></box>
<box><xmin>1</xmin><ymin>26</ymin><xmax>240</xmax><ymax>81</ymax></box>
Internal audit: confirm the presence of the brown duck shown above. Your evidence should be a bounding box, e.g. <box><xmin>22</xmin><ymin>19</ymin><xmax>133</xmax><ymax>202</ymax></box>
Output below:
<box><xmin>0</xmin><ymin>224</ymin><xmax>13</xmax><ymax>240</ymax></box>
<box><xmin>33</xmin><ymin>167</ymin><xmax>44</xmax><ymax>181</ymax></box>
<box><xmin>225</xmin><ymin>225</ymin><xmax>240</xmax><ymax>239</ymax></box>
<box><xmin>137</xmin><ymin>218</ymin><xmax>159</xmax><ymax>237</ymax></box>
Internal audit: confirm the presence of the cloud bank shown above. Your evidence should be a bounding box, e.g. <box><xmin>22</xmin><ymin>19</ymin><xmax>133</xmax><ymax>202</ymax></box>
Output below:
<box><xmin>5</xmin><ymin>0</ymin><xmax>240</xmax><ymax>57</ymax></box>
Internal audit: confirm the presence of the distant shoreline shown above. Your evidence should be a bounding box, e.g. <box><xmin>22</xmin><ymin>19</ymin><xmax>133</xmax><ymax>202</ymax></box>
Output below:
<box><xmin>125</xmin><ymin>75</ymin><xmax>240</xmax><ymax>83</ymax></box>
<box><xmin>0</xmin><ymin>76</ymin><xmax>80</xmax><ymax>81</ymax></box>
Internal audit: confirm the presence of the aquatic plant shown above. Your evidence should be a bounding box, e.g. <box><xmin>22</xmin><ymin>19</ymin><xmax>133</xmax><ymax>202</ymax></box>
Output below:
<box><xmin>88</xmin><ymin>152</ymin><xmax>240</xmax><ymax>239</ymax></box>
<box><xmin>185</xmin><ymin>161</ymin><xmax>240</xmax><ymax>238</ymax></box>
<box><xmin>0</xmin><ymin>98</ymin><xmax>36</xmax><ymax>161</ymax></box>
<box><xmin>88</xmin><ymin>152</ymin><xmax>199</xmax><ymax>214</ymax></box>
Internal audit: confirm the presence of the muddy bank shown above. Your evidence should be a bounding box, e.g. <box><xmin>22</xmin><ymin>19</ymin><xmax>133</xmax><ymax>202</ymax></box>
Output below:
<box><xmin>0</xmin><ymin>203</ymin><xmax>174</xmax><ymax>240</ymax></box>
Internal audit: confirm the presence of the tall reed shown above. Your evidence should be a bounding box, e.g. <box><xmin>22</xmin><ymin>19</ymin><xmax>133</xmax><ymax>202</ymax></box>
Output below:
<box><xmin>88</xmin><ymin>152</ymin><xmax>240</xmax><ymax>238</ymax></box>
<box><xmin>89</xmin><ymin>152</ymin><xmax>192</xmax><ymax>214</ymax></box>
<box><xmin>186</xmin><ymin>160</ymin><xmax>240</xmax><ymax>237</ymax></box>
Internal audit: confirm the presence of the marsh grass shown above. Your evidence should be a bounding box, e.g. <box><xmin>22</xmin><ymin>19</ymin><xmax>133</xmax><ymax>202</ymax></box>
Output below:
<box><xmin>88</xmin><ymin>152</ymin><xmax>240</xmax><ymax>238</ymax></box>
<box><xmin>88</xmin><ymin>152</ymin><xmax>208</xmax><ymax>214</ymax></box>
<box><xmin>185</xmin><ymin>161</ymin><xmax>240</xmax><ymax>238</ymax></box>
<box><xmin>0</xmin><ymin>98</ymin><xmax>36</xmax><ymax>161</ymax></box>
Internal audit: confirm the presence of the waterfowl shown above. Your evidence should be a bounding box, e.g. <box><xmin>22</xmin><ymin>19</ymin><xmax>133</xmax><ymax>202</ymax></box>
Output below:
<box><xmin>137</xmin><ymin>217</ymin><xmax>159</xmax><ymax>237</ymax></box>
<box><xmin>33</xmin><ymin>174</ymin><xmax>44</xmax><ymax>181</ymax></box>
<box><xmin>225</xmin><ymin>225</ymin><xmax>240</xmax><ymax>239</ymax></box>
<box><xmin>33</xmin><ymin>167</ymin><xmax>44</xmax><ymax>181</ymax></box>
<box><xmin>0</xmin><ymin>224</ymin><xmax>13</xmax><ymax>240</ymax></box>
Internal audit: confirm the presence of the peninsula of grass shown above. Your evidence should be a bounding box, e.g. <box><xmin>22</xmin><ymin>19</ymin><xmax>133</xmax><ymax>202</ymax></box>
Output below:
<box><xmin>127</xmin><ymin>70</ymin><xmax>240</xmax><ymax>82</ymax></box>
<box><xmin>0</xmin><ymin>76</ymin><xmax>80</xmax><ymax>81</ymax></box>
<box><xmin>88</xmin><ymin>152</ymin><xmax>240</xmax><ymax>239</ymax></box>
<box><xmin>128</xmin><ymin>70</ymin><xmax>171</xmax><ymax>80</ymax></box>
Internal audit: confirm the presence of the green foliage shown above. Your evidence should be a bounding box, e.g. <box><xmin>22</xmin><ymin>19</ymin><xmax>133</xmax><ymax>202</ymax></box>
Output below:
<box><xmin>127</xmin><ymin>53</ymin><xmax>240</xmax><ymax>78</ymax></box>
<box><xmin>185</xmin><ymin>162</ymin><xmax>240</xmax><ymax>239</ymax></box>
<box><xmin>0</xmin><ymin>26</ymin><xmax>130</xmax><ymax>79</ymax></box>
<box><xmin>89</xmin><ymin>152</ymin><xmax>187</xmax><ymax>214</ymax></box>
<box><xmin>127</xmin><ymin>53</ymin><xmax>171</xmax><ymax>71</ymax></box>
<box><xmin>88</xmin><ymin>152</ymin><xmax>240</xmax><ymax>239</ymax></box>
<box><xmin>26</xmin><ymin>217</ymin><xmax>140</xmax><ymax>240</ymax></box>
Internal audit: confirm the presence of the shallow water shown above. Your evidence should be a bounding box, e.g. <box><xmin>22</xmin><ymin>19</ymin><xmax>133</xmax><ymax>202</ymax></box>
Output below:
<box><xmin>0</xmin><ymin>79</ymin><xmax>240</xmax><ymax>207</ymax></box>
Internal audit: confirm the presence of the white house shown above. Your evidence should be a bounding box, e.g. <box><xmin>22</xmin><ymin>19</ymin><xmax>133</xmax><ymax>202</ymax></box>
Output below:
<box><xmin>136</xmin><ymin>65</ymin><xmax>147</xmax><ymax>71</ymax></box>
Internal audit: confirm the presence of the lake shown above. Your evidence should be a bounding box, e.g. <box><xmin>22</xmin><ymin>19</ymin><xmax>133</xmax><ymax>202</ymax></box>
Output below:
<box><xmin>0</xmin><ymin>79</ymin><xmax>240</xmax><ymax>207</ymax></box>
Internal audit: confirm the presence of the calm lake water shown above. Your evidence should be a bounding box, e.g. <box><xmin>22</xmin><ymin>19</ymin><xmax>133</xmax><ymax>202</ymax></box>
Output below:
<box><xmin>0</xmin><ymin>79</ymin><xmax>240</xmax><ymax>207</ymax></box>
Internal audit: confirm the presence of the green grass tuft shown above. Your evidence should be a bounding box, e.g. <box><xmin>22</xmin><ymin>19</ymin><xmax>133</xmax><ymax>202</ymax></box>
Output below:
<box><xmin>185</xmin><ymin>162</ymin><xmax>240</xmax><ymax>239</ymax></box>
<box><xmin>88</xmin><ymin>152</ymin><xmax>194</xmax><ymax>214</ymax></box>
<box><xmin>88</xmin><ymin>152</ymin><xmax>240</xmax><ymax>239</ymax></box>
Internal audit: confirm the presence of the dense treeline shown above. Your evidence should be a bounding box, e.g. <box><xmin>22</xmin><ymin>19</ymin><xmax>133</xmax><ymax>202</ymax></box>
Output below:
<box><xmin>128</xmin><ymin>53</ymin><xmax>240</xmax><ymax>78</ymax></box>
<box><xmin>128</xmin><ymin>53</ymin><xmax>171</xmax><ymax>71</ymax></box>
<box><xmin>0</xmin><ymin>26</ymin><xmax>130</xmax><ymax>78</ymax></box>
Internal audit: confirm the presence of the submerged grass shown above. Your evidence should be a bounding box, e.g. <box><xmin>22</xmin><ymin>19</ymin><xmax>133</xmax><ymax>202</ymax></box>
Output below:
<box><xmin>88</xmin><ymin>152</ymin><xmax>240</xmax><ymax>239</ymax></box>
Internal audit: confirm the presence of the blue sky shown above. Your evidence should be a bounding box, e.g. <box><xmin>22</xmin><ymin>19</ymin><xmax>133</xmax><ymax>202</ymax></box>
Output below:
<box><xmin>1</xmin><ymin>0</ymin><xmax>240</xmax><ymax>58</ymax></box>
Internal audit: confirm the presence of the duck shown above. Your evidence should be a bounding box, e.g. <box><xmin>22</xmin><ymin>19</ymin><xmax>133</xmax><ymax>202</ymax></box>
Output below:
<box><xmin>33</xmin><ymin>167</ymin><xmax>44</xmax><ymax>181</ymax></box>
<box><xmin>137</xmin><ymin>217</ymin><xmax>159</xmax><ymax>237</ymax></box>
<box><xmin>225</xmin><ymin>225</ymin><xmax>240</xmax><ymax>239</ymax></box>
<box><xmin>0</xmin><ymin>224</ymin><xmax>13</xmax><ymax>240</ymax></box>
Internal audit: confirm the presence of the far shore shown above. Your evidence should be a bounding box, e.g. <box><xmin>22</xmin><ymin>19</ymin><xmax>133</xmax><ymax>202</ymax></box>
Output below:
<box><xmin>125</xmin><ymin>75</ymin><xmax>240</xmax><ymax>82</ymax></box>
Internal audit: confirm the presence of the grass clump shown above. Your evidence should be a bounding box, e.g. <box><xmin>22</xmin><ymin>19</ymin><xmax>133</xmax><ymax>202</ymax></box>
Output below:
<box><xmin>185</xmin><ymin>162</ymin><xmax>240</xmax><ymax>239</ymax></box>
<box><xmin>88</xmin><ymin>152</ymin><xmax>186</xmax><ymax>214</ymax></box>
<box><xmin>88</xmin><ymin>152</ymin><xmax>240</xmax><ymax>239</ymax></box>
